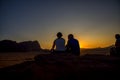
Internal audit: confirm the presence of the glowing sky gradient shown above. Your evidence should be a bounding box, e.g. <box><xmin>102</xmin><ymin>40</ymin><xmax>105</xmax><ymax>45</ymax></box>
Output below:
<box><xmin>0</xmin><ymin>0</ymin><xmax>120</xmax><ymax>49</ymax></box>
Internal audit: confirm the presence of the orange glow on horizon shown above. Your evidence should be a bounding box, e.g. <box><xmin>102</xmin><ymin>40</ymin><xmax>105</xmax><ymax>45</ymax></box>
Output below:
<box><xmin>39</xmin><ymin>34</ymin><xmax>115</xmax><ymax>49</ymax></box>
<box><xmin>78</xmin><ymin>39</ymin><xmax>114</xmax><ymax>49</ymax></box>
<box><xmin>40</xmin><ymin>40</ymin><xmax>114</xmax><ymax>49</ymax></box>
<box><xmin>41</xmin><ymin>41</ymin><xmax>113</xmax><ymax>49</ymax></box>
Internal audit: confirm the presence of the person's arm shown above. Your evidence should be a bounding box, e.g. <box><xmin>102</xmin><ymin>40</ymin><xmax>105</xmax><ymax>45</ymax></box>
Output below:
<box><xmin>51</xmin><ymin>40</ymin><xmax>55</xmax><ymax>51</ymax></box>
<box><xmin>66</xmin><ymin>40</ymin><xmax>70</xmax><ymax>51</ymax></box>
<box><xmin>115</xmin><ymin>41</ymin><xmax>117</xmax><ymax>47</ymax></box>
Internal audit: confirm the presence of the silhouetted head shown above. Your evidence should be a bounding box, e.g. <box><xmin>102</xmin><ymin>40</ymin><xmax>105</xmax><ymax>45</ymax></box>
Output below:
<box><xmin>57</xmin><ymin>32</ymin><xmax>63</xmax><ymax>38</ymax></box>
<box><xmin>115</xmin><ymin>34</ymin><xmax>120</xmax><ymax>39</ymax></box>
<box><xmin>68</xmin><ymin>34</ymin><xmax>74</xmax><ymax>39</ymax></box>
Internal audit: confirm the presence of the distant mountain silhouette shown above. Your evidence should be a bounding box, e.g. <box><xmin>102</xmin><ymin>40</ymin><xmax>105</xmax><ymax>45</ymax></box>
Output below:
<box><xmin>80</xmin><ymin>45</ymin><xmax>115</xmax><ymax>56</ymax></box>
<box><xmin>0</xmin><ymin>40</ymin><xmax>41</xmax><ymax>52</ymax></box>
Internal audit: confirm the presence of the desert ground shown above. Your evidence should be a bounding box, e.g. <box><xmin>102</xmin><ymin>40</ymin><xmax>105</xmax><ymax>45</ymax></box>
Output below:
<box><xmin>0</xmin><ymin>49</ymin><xmax>120</xmax><ymax>80</ymax></box>
<box><xmin>0</xmin><ymin>48</ymin><xmax>109</xmax><ymax>68</ymax></box>
<box><xmin>0</xmin><ymin>51</ymin><xmax>49</xmax><ymax>68</ymax></box>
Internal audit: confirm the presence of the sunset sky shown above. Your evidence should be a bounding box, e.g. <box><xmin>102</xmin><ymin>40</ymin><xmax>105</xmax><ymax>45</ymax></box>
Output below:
<box><xmin>0</xmin><ymin>0</ymin><xmax>120</xmax><ymax>49</ymax></box>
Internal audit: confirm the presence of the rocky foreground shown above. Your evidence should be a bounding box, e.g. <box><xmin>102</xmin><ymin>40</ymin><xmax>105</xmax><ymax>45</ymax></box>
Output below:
<box><xmin>0</xmin><ymin>54</ymin><xmax>120</xmax><ymax>80</ymax></box>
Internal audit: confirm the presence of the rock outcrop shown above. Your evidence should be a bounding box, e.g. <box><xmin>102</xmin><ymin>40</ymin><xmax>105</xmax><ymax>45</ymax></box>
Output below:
<box><xmin>0</xmin><ymin>40</ymin><xmax>41</xmax><ymax>52</ymax></box>
<box><xmin>18</xmin><ymin>41</ymin><xmax>41</xmax><ymax>52</ymax></box>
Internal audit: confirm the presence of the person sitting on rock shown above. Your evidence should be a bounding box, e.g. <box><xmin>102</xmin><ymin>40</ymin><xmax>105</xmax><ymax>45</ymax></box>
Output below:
<box><xmin>51</xmin><ymin>32</ymin><xmax>66</xmax><ymax>54</ymax></box>
<box><xmin>115</xmin><ymin>34</ymin><xmax>120</xmax><ymax>56</ymax></box>
<box><xmin>110</xmin><ymin>34</ymin><xmax>120</xmax><ymax>56</ymax></box>
<box><xmin>66</xmin><ymin>34</ymin><xmax>80</xmax><ymax>56</ymax></box>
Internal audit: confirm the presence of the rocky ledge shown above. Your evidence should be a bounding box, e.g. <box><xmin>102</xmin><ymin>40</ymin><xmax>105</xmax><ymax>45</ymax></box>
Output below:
<box><xmin>0</xmin><ymin>54</ymin><xmax>120</xmax><ymax>80</ymax></box>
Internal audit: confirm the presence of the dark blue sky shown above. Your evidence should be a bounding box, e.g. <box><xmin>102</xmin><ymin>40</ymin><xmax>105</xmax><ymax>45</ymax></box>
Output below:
<box><xmin>0</xmin><ymin>0</ymin><xmax>120</xmax><ymax>49</ymax></box>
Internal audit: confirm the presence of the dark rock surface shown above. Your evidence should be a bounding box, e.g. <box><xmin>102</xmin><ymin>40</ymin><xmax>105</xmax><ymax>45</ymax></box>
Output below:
<box><xmin>0</xmin><ymin>54</ymin><xmax>120</xmax><ymax>80</ymax></box>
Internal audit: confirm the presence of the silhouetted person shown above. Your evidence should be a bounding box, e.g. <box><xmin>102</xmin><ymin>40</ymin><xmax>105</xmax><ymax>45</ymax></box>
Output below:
<box><xmin>110</xmin><ymin>34</ymin><xmax>120</xmax><ymax>56</ymax></box>
<box><xmin>66</xmin><ymin>34</ymin><xmax>80</xmax><ymax>56</ymax></box>
<box><xmin>51</xmin><ymin>32</ymin><xmax>66</xmax><ymax>54</ymax></box>
<box><xmin>115</xmin><ymin>34</ymin><xmax>120</xmax><ymax>56</ymax></box>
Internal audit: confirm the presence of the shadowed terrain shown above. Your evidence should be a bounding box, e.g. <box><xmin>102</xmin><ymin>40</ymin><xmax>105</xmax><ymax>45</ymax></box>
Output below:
<box><xmin>0</xmin><ymin>54</ymin><xmax>120</xmax><ymax>80</ymax></box>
